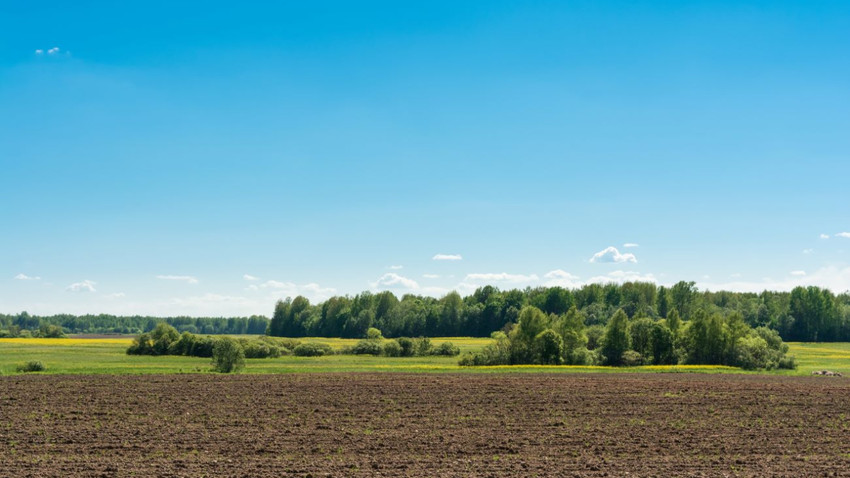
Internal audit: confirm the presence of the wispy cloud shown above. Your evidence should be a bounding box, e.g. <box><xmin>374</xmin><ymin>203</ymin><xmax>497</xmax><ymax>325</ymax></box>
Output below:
<box><xmin>700</xmin><ymin>266</ymin><xmax>850</xmax><ymax>293</ymax></box>
<box><xmin>242</xmin><ymin>274</ymin><xmax>260</xmax><ymax>281</ymax></box>
<box><xmin>67</xmin><ymin>280</ymin><xmax>96</xmax><ymax>293</ymax></box>
<box><xmin>388</xmin><ymin>265</ymin><xmax>403</xmax><ymax>270</ymax></box>
<box><xmin>106</xmin><ymin>292</ymin><xmax>126</xmax><ymax>298</ymax></box>
<box><xmin>371</xmin><ymin>273</ymin><xmax>420</xmax><ymax>290</ymax></box>
<box><xmin>790</xmin><ymin>270</ymin><xmax>806</xmax><ymax>276</ymax></box>
<box><xmin>803</xmin><ymin>249</ymin><xmax>814</xmax><ymax>254</ymax></box>
<box><xmin>432</xmin><ymin>254</ymin><xmax>462</xmax><ymax>261</ymax></box>
<box><xmin>586</xmin><ymin>270</ymin><xmax>657</xmax><ymax>284</ymax></box>
<box><xmin>836</xmin><ymin>232</ymin><xmax>850</xmax><ymax>239</ymax></box>
<box><xmin>156</xmin><ymin>275</ymin><xmax>199</xmax><ymax>284</ymax></box>
<box><xmin>14</xmin><ymin>273</ymin><xmax>41</xmax><ymax>281</ymax></box>
<box><xmin>246</xmin><ymin>280</ymin><xmax>337</xmax><ymax>301</ymax></box>
<box><xmin>543</xmin><ymin>270</ymin><xmax>581</xmax><ymax>288</ymax></box>
<box><xmin>48</xmin><ymin>47</ymin><xmax>60</xmax><ymax>55</ymax></box>
<box><xmin>589</xmin><ymin>246</ymin><xmax>637</xmax><ymax>264</ymax></box>
<box><xmin>623</xmin><ymin>243</ymin><xmax>639</xmax><ymax>248</ymax></box>
<box><xmin>464</xmin><ymin>272</ymin><xmax>539</xmax><ymax>283</ymax></box>
<box><xmin>820</xmin><ymin>233</ymin><xmax>830</xmax><ymax>239</ymax></box>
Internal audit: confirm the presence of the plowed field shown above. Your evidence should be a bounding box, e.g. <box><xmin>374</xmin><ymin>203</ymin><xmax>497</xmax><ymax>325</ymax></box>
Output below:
<box><xmin>1</xmin><ymin>373</ymin><xmax>848</xmax><ymax>477</ymax></box>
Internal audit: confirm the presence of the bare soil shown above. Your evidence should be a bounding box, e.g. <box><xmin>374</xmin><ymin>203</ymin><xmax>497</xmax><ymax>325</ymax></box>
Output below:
<box><xmin>1</xmin><ymin>373</ymin><xmax>848</xmax><ymax>477</ymax></box>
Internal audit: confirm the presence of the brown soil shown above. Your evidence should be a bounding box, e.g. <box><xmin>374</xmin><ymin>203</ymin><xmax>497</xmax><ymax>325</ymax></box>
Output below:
<box><xmin>1</xmin><ymin>373</ymin><xmax>848</xmax><ymax>477</ymax></box>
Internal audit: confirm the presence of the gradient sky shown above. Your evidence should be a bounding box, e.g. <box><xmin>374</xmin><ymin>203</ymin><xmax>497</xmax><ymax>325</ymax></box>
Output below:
<box><xmin>2</xmin><ymin>1</ymin><xmax>849</xmax><ymax>316</ymax></box>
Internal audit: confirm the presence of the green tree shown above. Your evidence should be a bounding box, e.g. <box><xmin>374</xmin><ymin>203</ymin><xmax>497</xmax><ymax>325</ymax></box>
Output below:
<box><xmin>534</xmin><ymin>329</ymin><xmax>563</xmax><ymax>365</ymax></box>
<box><xmin>601</xmin><ymin>309</ymin><xmax>630</xmax><ymax>366</ymax></box>
<box><xmin>212</xmin><ymin>337</ymin><xmax>246</xmax><ymax>373</ymax></box>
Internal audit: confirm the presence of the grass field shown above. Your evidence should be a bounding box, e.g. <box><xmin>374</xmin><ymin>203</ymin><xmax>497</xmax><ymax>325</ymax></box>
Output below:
<box><xmin>0</xmin><ymin>337</ymin><xmax>848</xmax><ymax>375</ymax></box>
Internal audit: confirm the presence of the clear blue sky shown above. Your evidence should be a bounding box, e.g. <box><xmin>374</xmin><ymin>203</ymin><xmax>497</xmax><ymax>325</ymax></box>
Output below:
<box><xmin>2</xmin><ymin>1</ymin><xmax>849</xmax><ymax>316</ymax></box>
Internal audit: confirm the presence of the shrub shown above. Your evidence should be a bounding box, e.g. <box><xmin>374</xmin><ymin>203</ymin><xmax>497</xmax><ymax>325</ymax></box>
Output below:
<box><xmin>242</xmin><ymin>341</ymin><xmax>283</xmax><ymax>359</ymax></box>
<box><xmin>432</xmin><ymin>341</ymin><xmax>460</xmax><ymax>356</ymax></box>
<box><xmin>621</xmin><ymin>350</ymin><xmax>643</xmax><ymax>367</ymax></box>
<box><xmin>126</xmin><ymin>333</ymin><xmax>153</xmax><ymax>355</ymax></box>
<box><xmin>383</xmin><ymin>340</ymin><xmax>402</xmax><ymax>357</ymax></box>
<box><xmin>211</xmin><ymin>338</ymin><xmax>245</xmax><ymax>373</ymax></box>
<box><xmin>349</xmin><ymin>339</ymin><xmax>383</xmax><ymax>356</ymax></box>
<box><xmin>569</xmin><ymin>347</ymin><xmax>597</xmax><ymax>366</ymax></box>
<box><xmin>293</xmin><ymin>343</ymin><xmax>333</xmax><ymax>357</ymax></box>
<box><xmin>778</xmin><ymin>355</ymin><xmax>797</xmax><ymax>370</ymax></box>
<box><xmin>37</xmin><ymin>324</ymin><xmax>65</xmax><ymax>338</ymax></box>
<box><xmin>397</xmin><ymin>337</ymin><xmax>415</xmax><ymax>356</ymax></box>
<box><xmin>17</xmin><ymin>361</ymin><xmax>45</xmax><ymax>373</ymax></box>
<box><xmin>365</xmin><ymin>327</ymin><xmax>383</xmax><ymax>340</ymax></box>
<box><xmin>414</xmin><ymin>337</ymin><xmax>433</xmax><ymax>356</ymax></box>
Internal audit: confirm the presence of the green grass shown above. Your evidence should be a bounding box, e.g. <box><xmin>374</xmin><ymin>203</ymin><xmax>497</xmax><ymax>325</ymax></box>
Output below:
<box><xmin>0</xmin><ymin>337</ymin><xmax>848</xmax><ymax>376</ymax></box>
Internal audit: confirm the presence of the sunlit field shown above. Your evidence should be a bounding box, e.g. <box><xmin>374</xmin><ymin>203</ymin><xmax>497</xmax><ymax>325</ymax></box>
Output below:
<box><xmin>1</xmin><ymin>337</ymin><xmax>848</xmax><ymax>376</ymax></box>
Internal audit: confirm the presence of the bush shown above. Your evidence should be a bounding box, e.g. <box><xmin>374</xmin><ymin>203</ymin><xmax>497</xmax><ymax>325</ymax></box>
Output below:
<box><xmin>242</xmin><ymin>341</ymin><xmax>283</xmax><ymax>359</ymax></box>
<box><xmin>37</xmin><ymin>324</ymin><xmax>65</xmax><ymax>338</ymax></box>
<box><xmin>349</xmin><ymin>339</ymin><xmax>383</xmax><ymax>356</ymax></box>
<box><xmin>292</xmin><ymin>343</ymin><xmax>333</xmax><ymax>357</ymax></box>
<box><xmin>366</xmin><ymin>327</ymin><xmax>383</xmax><ymax>340</ymax></box>
<box><xmin>778</xmin><ymin>355</ymin><xmax>797</xmax><ymax>370</ymax></box>
<box><xmin>383</xmin><ymin>340</ymin><xmax>402</xmax><ymax>357</ymax></box>
<box><xmin>211</xmin><ymin>338</ymin><xmax>245</xmax><ymax>373</ymax></box>
<box><xmin>432</xmin><ymin>341</ymin><xmax>460</xmax><ymax>357</ymax></box>
<box><xmin>415</xmin><ymin>337</ymin><xmax>433</xmax><ymax>356</ymax></box>
<box><xmin>621</xmin><ymin>350</ymin><xmax>644</xmax><ymax>367</ymax></box>
<box><xmin>126</xmin><ymin>333</ymin><xmax>153</xmax><ymax>355</ymax></box>
<box><xmin>397</xmin><ymin>337</ymin><xmax>415</xmax><ymax>356</ymax></box>
<box><xmin>17</xmin><ymin>361</ymin><xmax>45</xmax><ymax>373</ymax></box>
<box><xmin>569</xmin><ymin>347</ymin><xmax>597</xmax><ymax>366</ymax></box>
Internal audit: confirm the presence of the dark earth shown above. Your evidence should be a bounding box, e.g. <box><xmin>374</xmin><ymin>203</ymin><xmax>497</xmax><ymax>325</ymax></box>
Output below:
<box><xmin>1</xmin><ymin>373</ymin><xmax>849</xmax><ymax>477</ymax></box>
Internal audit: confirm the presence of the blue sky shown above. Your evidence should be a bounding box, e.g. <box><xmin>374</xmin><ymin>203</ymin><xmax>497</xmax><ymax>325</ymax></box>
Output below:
<box><xmin>2</xmin><ymin>1</ymin><xmax>849</xmax><ymax>316</ymax></box>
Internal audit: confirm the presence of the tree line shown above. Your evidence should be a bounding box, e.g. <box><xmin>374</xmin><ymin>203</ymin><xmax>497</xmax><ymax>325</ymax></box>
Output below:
<box><xmin>0</xmin><ymin>313</ymin><xmax>269</xmax><ymax>337</ymax></box>
<box><xmin>267</xmin><ymin>282</ymin><xmax>850</xmax><ymax>342</ymax></box>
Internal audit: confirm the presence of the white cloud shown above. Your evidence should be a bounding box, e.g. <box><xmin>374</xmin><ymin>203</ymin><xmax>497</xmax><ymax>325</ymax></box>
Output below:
<box><xmin>820</xmin><ymin>234</ymin><xmax>830</xmax><ymax>239</ymax></box>
<box><xmin>589</xmin><ymin>246</ymin><xmax>637</xmax><ymax>264</ymax></box>
<box><xmin>790</xmin><ymin>270</ymin><xmax>806</xmax><ymax>276</ymax></box>
<box><xmin>623</xmin><ymin>243</ymin><xmax>639</xmax><ymax>248</ymax></box>
<box><xmin>836</xmin><ymin>232</ymin><xmax>850</xmax><ymax>239</ymax></box>
<box><xmin>432</xmin><ymin>254</ymin><xmax>462</xmax><ymax>261</ymax></box>
<box><xmin>35</xmin><ymin>49</ymin><xmax>43</xmax><ymax>55</ymax></box>
<box><xmin>423</xmin><ymin>274</ymin><xmax>440</xmax><ymax>279</ymax></box>
<box><xmin>803</xmin><ymin>249</ymin><xmax>814</xmax><ymax>255</ymax></box>
<box><xmin>14</xmin><ymin>273</ymin><xmax>41</xmax><ymax>281</ymax></box>
<box><xmin>388</xmin><ymin>265</ymin><xmax>403</xmax><ymax>270</ymax></box>
<box><xmin>730</xmin><ymin>273</ymin><xmax>742</xmax><ymax>278</ymax></box>
<box><xmin>243</xmin><ymin>274</ymin><xmax>259</xmax><ymax>281</ymax></box>
<box><xmin>47</xmin><ymin>47</ymin><xmax>60</xmax><ymax>55</ymax></box>
<box><xmin>67</xmin><ymin>280</ymin><xmax>96</xmax><ymax>293</ymax></box>
<box><xmin>156</xmin><ymin>275</ymin><xmax>199</xmax><ymax>284</ymax></box>
<box><xmin>106</xmin><ymin>292</ymin><xmax>126</xmax><ymax>298</ymax></box>
<box><xmin>543</xmin><ymin>270</ymin><xmax>582</xmax><ymax>288</ymax></box>
<box><xmin>371</xmin><ymin>273</ymin><xmax>420</xmax><ymax>290</ymax></box>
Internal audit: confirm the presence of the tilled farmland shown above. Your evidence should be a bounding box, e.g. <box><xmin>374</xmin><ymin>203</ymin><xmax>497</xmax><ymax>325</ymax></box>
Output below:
<box><xmin>1</xmin><ymin>373</ymin><xmax>848</xmax><ymax>477</ymax></box>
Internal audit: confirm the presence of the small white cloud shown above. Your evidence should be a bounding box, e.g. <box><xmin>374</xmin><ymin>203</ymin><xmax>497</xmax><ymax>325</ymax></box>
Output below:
<box><xmin>730</xmin><ymin>273</ymin><xmax>742</xmax><ymax>278</ymax></box>
<box><xmin>156</xmin><ymin>275</ymin><xmax>199</xmax><ymax>284</ymax></box>
<box><xmin>423</xmin><ymin>274</ymin><xmax>440</xmax><ymax>279</ymax></box>
<box><xmin>47</xmin><ymin>47</ymin><xmax>60</xmax><ymax>55</ymax></box>
<box><xmin>106</xmin><ymin>292</ymin><xmax>126</xmax><ymax>298</ymax></box>
<box><xmin>242</xmin><ymin>274</ymin><xmax>260</xmax><ymax>281</ymax></box>
<box><xmin>623</xmin><ymin>243</ymin><xmax>639</xmax><ymax>248</ymax></box>
<box><xmin>432</xmin><ymin>254</ymin><xmax>462</xmax><ymax>261</ymax></box>
<box><xmin>35</xmin><ymin>49</ymin><xmax>43</xmax><ymax>55</ymax></box>
<box><xmin>703</xmin><ymin>275</ymin><xmax>711</xmax><ymax>279</ymax></box>
<box><xmin>388</xmin><ymin>265</ymin><xmax>403</xmax><ymax>270</ymax></box>
<box><xmin>820</xmin><ymin>234</ymin><xmax>830</xmax><ymax>239</ymax></box>
<box><xmin>464</xmin><ymin>272</ymin><xmax>539</xmax><ymax>284</ymax></box>
<box><xmin>372</xmin><ymin>273</ymin><xmax>420</xmax><ymax>290</ymax></box>
<box><xmin>589</xmin><ymin>246</ymin><xmax>637</xmax><ymax>264</ymax></box>
<box><xmin>803</xmin><ymin>249</ymin><xmax>814</xmax><ymax>255</ymax></box>
<box><xmin>790</xmin><ymin>270</ymin><xmax>807</xmax><ymax>277</ymax></box>
<box><xmin>14</xmin><ymin>273</ymin><xmax>41</xmax><ymax>281</ymax></box>
<box><xmin>67</xmin><ymin>280</ymin><xmax>96</xmax><ymax>293</ymax></box>
<box><xmin>836</xmin><ymin>232</ymin><xmax>850</xmax><ymax>239</ymax></box>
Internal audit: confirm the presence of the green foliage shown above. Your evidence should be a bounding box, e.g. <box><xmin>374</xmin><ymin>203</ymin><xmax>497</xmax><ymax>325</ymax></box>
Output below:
<box><xmin>292</xmin><ymin>343</ymin><xmax>334</xmax><ymax>357</ymax></box>
<box><xmin>585</xmin><ymin>325</ymin><xmax>605</xmax><ymax>350</ymax></box>
<box><xmin>211</xmin><ymin>338</ymin><xmax>245</xmax><ymax>373</ymax></box>
<box><xmin>432</xmin><ymin>341</ymin><xmax>460</xmax><ymax>356</ymax></box>
<box><xmin>366</xmin><ymin>327</ymin><xmax>383</xmax><ymax>340</ymax></box>
<box><xmin>36</xmin><ymin>324</ymin><xmax>65</xmax><ymax>338</ymax></box>
<box><xmin>16</xmin><ymin>360</ymin><xmax>45</xmax><ymax>373</ymax></box>
<box><xmin>534</xmin><ymin>329</ymin><xmax>563</xmax><ymax>365</ymax></box>
<box><xmin>348</xmin><ymin>339</ymin><xmax>384</xmax><ymax>356</ymax></box>
<box><xmin>383</xmin><ymin>340</ymin><xmax>402</xmax><ymax>357</ymax></box>
<box><xmin>621</xmin><ymin>350</ymin><xmax>644</xmax><ymax>366</ymax></box>
<box><xmin>601</xmin><ymin>310</ymin><xmax>630</xmax><ymax>366</ymax></box>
